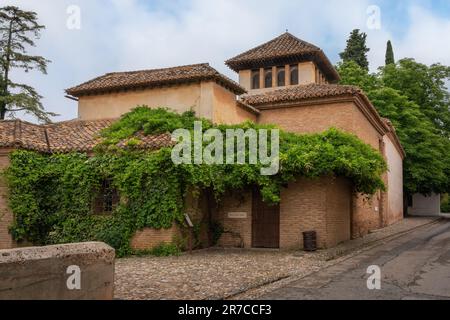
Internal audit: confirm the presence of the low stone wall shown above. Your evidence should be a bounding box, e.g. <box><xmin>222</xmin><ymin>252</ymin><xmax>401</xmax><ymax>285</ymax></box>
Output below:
<box><xmin>0</xmin><ymin>242</ymin><xmax>115</xmax><ymax>300</ymax></box>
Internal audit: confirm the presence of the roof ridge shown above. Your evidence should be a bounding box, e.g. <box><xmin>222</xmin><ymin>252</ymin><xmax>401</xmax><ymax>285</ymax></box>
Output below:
<box><xmin>47</xmin><ymin>118</ymin><xmax>118</xmax><ymax>126</ymax></box>
<box><xmin>105</xmin><ymin>63</ymin><xmax>210</xmax><ymax>76</ymax></box>
<box><xmin>283</xmin><ymin>32</ymin><xmax>321</xmax><ymax>51</ymax></box>
<box><xmin>226</xmin><ymin>32</ymin><xmax>320</xmax><ymax>63</ymax></box>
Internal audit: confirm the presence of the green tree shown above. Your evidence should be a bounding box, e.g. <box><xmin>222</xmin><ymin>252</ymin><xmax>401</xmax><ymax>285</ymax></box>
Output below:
<box><xmin>337</xmin><ymin>61</ymin><xmax>450</xmax><ymax>196</ymax></box>
<box><xmin>0</xmin><ymin>6</ymin><xmax>56</xmax><ymax>122</ymax></box>
<box><xmin>385</xmin><ymin>40</ymin><xmax>395</xmax><ymax>65</ymax></box>
<box><xmin>382</xmin><ymin>59</ymin><xmax>450</xmax><ymax>137</ymax></box>
<box><xmin>336</xmin><ymin>61</ymin><xmax>380</xmax><ymax>92</ymax></box>
<box><xmin>339</xmin><ymin>29</ymin><xmax>370</xmax><ymax>71</ymax></box>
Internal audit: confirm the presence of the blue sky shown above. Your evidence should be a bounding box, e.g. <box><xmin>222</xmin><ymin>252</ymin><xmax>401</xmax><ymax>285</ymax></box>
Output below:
<box><xmin>3</xmin><ymin>0</ymin><xmax>450</xmax><ymax>122</ymax></box>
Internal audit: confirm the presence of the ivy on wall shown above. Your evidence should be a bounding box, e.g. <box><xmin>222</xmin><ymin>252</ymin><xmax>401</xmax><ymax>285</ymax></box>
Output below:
<box><xmin>4</xmin><ymin>107</ymin><xmax>387</xmax><ymax>256</ymax></box>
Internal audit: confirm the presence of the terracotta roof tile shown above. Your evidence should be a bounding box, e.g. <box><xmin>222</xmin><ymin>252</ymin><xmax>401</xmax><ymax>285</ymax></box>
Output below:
<box><xmin>0</xmin><ymin>119</ymin><xmax>172</xmax><ymax>153</ymax></box>
<box><xmin>66</xmin><ymin>63</ymin><xmax>246</xmax><ymax>97</ymax></box>
<box><xmin>226</xmin><ymin>32</ymin><xmax>340</xmax><ymax>82</ymax></box>
<box><xmin>241</xmin><ymin>84</ymin><xmax>362</xmax><ymax>106</ymax></box>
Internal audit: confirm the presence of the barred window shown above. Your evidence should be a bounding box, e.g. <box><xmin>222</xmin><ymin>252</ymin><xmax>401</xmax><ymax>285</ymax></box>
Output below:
<box><xmin>93</xmin><ymin>179</ymin><xmax>119</xmax><ymax>215</ymax></box>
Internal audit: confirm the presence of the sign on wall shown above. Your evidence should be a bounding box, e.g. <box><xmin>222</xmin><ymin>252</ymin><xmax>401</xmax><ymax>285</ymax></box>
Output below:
<box><xmin>227</xmin><ymin>212</ymin><xmax>247</xmax><ymax>219</ymax></box>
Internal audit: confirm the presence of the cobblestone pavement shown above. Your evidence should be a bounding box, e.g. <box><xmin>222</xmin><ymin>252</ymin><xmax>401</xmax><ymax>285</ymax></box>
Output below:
<box><xmin>114</xmin><ymin>249</ymin><xmax>325</xmax><ymax>300</ymax></box>
<box><xmin>114</xmin><ymin>217</ymin><xmax>439</xmax><ymax>300</ymax></box>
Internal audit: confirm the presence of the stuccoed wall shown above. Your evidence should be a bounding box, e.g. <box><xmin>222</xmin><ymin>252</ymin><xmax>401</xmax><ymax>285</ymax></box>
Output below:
<box><xmin>0</xmin><ymin>242</ymin><xmax>115</xmax><ymax>300</ymax></box>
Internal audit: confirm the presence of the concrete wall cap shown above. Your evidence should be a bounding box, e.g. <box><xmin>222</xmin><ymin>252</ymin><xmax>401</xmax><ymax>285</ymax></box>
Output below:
<box><xmin>0</xmin><ymin>242</ymin><xmax>115</xmax><ymax>264</ymax></box>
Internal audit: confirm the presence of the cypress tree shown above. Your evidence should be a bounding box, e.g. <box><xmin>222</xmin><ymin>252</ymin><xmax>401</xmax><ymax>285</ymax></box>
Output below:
<box><xmin>385</xmin><ymin>40</ymin><xmax>395</xmax><ymax>65</ymax></box>
<box><xmin>339</xmin><ymin>29</ymin><xmax>370</xmax><ymax>71</ymax></box>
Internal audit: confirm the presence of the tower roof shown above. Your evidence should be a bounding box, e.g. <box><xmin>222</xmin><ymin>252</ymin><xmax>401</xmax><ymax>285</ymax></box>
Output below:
<box><xmin>226</xmin><ymin>32</ymin><xmax>340</xmax><ymax>82</ymax></box>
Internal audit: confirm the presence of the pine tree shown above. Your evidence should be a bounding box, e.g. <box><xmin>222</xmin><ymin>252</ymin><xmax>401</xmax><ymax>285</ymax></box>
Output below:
<box><xmin>0</xmin><ymin>6</ymin><xmax>56</xmax><ymax>122</ymax></box>
<box><xmin>385</xmin><ymin>40</ymin><xmax>395</xmax><ymax>65</ymax></box>
<box><xmin>339</xmin><ymin>29</ymin><xmax>370</xmax><ymax>71</ymax></box>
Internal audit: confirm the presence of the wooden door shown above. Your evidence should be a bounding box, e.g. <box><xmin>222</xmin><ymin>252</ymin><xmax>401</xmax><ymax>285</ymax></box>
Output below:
<box><xmin>252</xmin><ymin>189</ymin><xmax>280</xmax><ymax>248</ymax></box>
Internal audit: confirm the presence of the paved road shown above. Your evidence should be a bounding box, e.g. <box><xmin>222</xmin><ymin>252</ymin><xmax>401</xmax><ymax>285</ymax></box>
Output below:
<box><xmin>261</xmin><ymin>219</ymin><xmax>450</xmax><ymax>300</ymax></box>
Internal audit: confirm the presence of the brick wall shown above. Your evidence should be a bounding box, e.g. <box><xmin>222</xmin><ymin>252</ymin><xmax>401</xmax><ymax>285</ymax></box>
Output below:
<box><xmin>0</xmin><ymin>149</ymin><xmax>15</xmax><ymax>250</ymax></box>
<box><xmin>258</xmin><ymin>101</ymin><xmax>354</xmax><ymax>136</ymax></box>
<box><xmin>280</xmin><ymin>178</ymin><xmax>327</xmax><ymax>249</ymax></box>
<box><xmin>213</xmin><ymin>190</ymin><xmax>253</xmax><ymax>248</ymax></box>
<box><xmin>214</xmin><ymin>177</ymin><xmax>352</xmax><ymax>250</ymax></box>
<box><xmin>258</xmin><ymin>99</ymin><xmax>387</xmax><ymax>237</ymax></box>
<box><xmin>280</xmin><ymin>176</ymin><xmax>352</xmax><ymax>249</ymax></box>
<box><xmin>325</xmin><ymin>177</ymin><xmax>352</xmax><ymax>247</ymax></box>
<box><xmin>130</xmin><ymin>225</ymin><xmax>181</xmax><ymax>250</ymax></box>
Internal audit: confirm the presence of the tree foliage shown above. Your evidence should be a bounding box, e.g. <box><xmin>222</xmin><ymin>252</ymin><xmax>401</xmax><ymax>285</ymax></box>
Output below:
<box><xmin>382</xmin><ymin>59</ymin><xmax>450</xmax><ymax>137</ymax></box>
<box><xmin>385</xmin><ymin>40</ymin><xmax>395</xmax><ymax>66</ymax></box>
<box><xmin>4</xmin><ymin>107</ymin><xmax>387</xmax><ymax>255</ymax></box>
<box><xmin>339</xmin><ymin>29</ymin><xmax>370</xmax><ymax>71</ymax></box>
<box><xmin>337</xmin><ymin>60</ymin><xmax>450</xmax><ymax>195</ymax></box>
<box><xmin>0</xmin><ymin>6</ymin><xmax>55</xmax><ymax>122</ymax></box>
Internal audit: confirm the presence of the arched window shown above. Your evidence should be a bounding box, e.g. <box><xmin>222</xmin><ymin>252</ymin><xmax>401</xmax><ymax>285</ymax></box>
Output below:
<box><xmin>277</xmin><ymin>67</ymin><xmax>285</xmax><ymax>87</ymax></box>
<box><xmin>264</xmin><ymin>68</ymin><xmax>272</xmax><ymax>88</ymax></box>
<box><xmin>251</xmin><ymin>70</ymin><xmax>260</xmax><ymax>89</ymax></box>
<box><xmin>290</xmin><ymin>65</ymin><xmax>299</xmax><ymax>85</ymax></box>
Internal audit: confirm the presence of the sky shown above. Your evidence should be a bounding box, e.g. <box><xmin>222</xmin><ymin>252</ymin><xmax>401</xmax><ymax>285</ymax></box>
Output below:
<box><xmin>2</xmin><ymin>0</ymin><xmax>450</xmax><ymax>123</ymax></box>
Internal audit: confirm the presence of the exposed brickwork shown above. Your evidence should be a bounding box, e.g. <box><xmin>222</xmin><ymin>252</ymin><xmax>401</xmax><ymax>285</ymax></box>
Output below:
<box><xmin>214</xmin><ymin>177</ymin><xmax>352</xmax><ymax>250</ymax></box>
<box><xmin>325</xmin><ymin>177</ymin><xmax>352</xmax><ymax>247</ymax></box>
<box><xmin>280</xmin><ymin>178</ymin><xmax>327</xmax><ymax>249</ymax></box>
<box><xmin>280</xmin><ymin>177</ymin><xmax>352</xmax><ymax>249</ymax></box>
<box><xmin>258</xmin><ymin>99</ymin><xmax>391</xmax><ymax>237</ymax></box>
<box><xmin>213</xmin><ymin>190</ymin><xmax>253</xmax><ymax>248</ymax></box>
<box><xmin>0</xmin><ymin>149</ymin><xmax>14</xmax><ymax>250</ymax></box>
<box><xmin>130</xmin><ymin>225</ymin><xmax>181</xmax><ymax>251</ymax></box>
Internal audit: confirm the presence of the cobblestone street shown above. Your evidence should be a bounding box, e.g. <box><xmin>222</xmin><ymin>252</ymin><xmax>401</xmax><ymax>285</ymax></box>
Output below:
<box><xmin>114</xmin><ymin>218</ymin><xmax>439</xmax><ymax>300</ymax></box>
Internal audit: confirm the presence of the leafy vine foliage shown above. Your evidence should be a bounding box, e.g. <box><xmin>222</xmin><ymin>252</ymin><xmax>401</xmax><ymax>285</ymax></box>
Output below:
<box><xmin>5</xmin><ymin>107</ymin><xmax>386</xmax><ymax>256</ymax></box>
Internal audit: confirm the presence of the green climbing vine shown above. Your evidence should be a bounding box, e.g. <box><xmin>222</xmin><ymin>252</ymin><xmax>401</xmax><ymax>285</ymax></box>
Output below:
<box><xmin>4</xmin><ymin>107</ymin><xmax>387</xmax><ymax>256</ymax></box>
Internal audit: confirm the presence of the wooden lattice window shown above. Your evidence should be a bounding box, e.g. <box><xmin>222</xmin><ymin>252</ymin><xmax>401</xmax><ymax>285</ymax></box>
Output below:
<box><xmin>93</xmin><ymin>179</ymin><xmax>119</xmax><ymax>215</ymax></box>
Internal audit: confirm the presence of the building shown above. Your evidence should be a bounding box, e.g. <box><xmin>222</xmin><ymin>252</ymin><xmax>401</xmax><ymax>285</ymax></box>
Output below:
<box><xmin>0</xmin><ymin>32</ymin><xmax>405</xmax><ymax>251</ymax></box>
<box><xmin>407</xmin><ymin>193</ymin><xmax>441</xmax><ymax>216</ymax></box>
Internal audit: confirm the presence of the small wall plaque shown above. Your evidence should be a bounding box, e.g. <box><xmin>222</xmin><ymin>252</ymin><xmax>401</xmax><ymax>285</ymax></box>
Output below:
<box><xmin>228</xmin><ymin>212</ymin><xmax>247</xmax><ymax>219</ymax></box>
<box><xmin>184</xmin><ymin>213</ymin><xmax>194</xmax><ymax>227</ymax></box>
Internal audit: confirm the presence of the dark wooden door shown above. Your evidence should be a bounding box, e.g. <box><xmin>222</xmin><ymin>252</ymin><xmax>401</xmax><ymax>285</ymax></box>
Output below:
<box><xmin>252</xmin><ymin>189</ymin><xmax>280</xmax><ymax>248</ymax></box>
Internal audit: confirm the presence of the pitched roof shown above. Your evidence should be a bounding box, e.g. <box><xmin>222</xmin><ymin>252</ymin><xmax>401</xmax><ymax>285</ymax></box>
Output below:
<box><xmin>0</xmin><ymin>119</ymin><xmax>172</xmax><ymax>153</ymax></box>
<box><xmin>226</xmin><ymin>32</ymin><xmax>340</xmax><ymax>82</ymax></box>
<box><xmin>241</xmin><ymin>84</ymin><xmax>362</xmax><ymax>106</ymax></box>
<box><xmin>66</xmin><ymin>63</ymin><xmax>246</xmax><ymax>97</ymax></box>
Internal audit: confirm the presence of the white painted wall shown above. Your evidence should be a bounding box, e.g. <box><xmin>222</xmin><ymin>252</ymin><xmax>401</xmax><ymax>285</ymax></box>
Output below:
<box><xmin>384</xmin><ymin>135</ymin><xmax>404</xmax><ymax>224</ymax></box>
<box><xmin>408</xmin><ymin>193</ymin><xmax>441</xmax><ymax>216</ymax></box>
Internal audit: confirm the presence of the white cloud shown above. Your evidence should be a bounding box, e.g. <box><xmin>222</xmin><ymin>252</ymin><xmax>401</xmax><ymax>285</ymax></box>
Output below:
<box><xmin>1</xmin><ymin>0</ymin><xmax>448</xmax><ymax>122</ymax></box>
<box><xmin>396</xmin><ymin>5</ymin><xmax>450</xmax><ymax>66</ymax></box>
